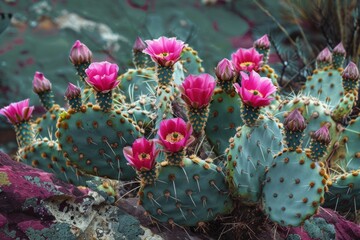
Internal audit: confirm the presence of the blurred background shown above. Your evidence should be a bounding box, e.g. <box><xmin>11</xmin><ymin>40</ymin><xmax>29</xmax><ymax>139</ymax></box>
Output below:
<box><xmin>0</xmin><ymin>0</ymin><xmax>359</xmax><ymax>153</ymax></box>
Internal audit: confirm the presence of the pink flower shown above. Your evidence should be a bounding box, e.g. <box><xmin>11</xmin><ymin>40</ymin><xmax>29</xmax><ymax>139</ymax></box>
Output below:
<box><xmin>179</xmin><ymin>73</ymin><xmax>216</xmax><ymax>108</ymax></box>
<box><xmin>333</xmin><ymin>42</ymin><xmax>346</xmax><ymax>55</ymax></box>
<box><xmin>311</xmin><ymin>125</ymin><xmax>331</xmax><ymax>144</ymax></box>
<box><xmin>69</xmin><ymin>40</ymin><xmax>92</xmax><ymax>65</ymax></box>
<box><xmin>284</xmin><ymin>109</ymin><xmax>306</xmax><ymax>132</ymax></box>
<box><xmin>157</xmin><ymin>118</ymin><xmax>194</xmax><ymax>152</ymax></box>
<box><xmin>215</xmin><ymin>58</ymin><xmax>235</xmax><ymax>81</ymax></box>
<box><xmin>254</xmin><ymin>34</ymin><xmax>270</xmax><ymax>49</ymax></box>
<box><xmin>234</xmin><ymin>71</ymin><xmax>276</xmax><ymax>107</ymax></box>
<box><xmin>143</xmin><ymin>36</ymin><xmax>185</xmax><ymax>67</ymax></box>
<box><xmin>123</xmin><ymin>137</ymin><xmax>159</xmax><ymax>171</ymax></box>
<box><xmin>0</xmin><ymin>99</ymin><xmax>34</xmax><ymax>124</ymax></box>
<box><xmin>85</xmin><ymin>61</ymin><xmax>119</xmax><ymax>93</ymax></box>
<box><xmin>33</xmin><ymin>72</ymin><xmax>52</xmax><ymax>94</ymax></box>
<box><xmin>342</xmin><ymin>61</ymin><xmax>359</xmax><ymax>80</ymax></box>
<box><xmin>231</xmin><ymin>47</ymin><xmax>263</xmax><ymax>72</ymax></box>
<box><xmin>65</xmin><ymin>83</ymin><xmax>81</xmax><ymax>99</ymax></box>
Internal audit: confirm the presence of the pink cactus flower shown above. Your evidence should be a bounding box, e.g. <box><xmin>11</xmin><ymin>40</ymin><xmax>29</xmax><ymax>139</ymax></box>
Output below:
<box><xmin>254</xmin><ymin>34</ymin><xmax>271</xmax><ymax>49</ymax></box>
<box><xmin>284</xmin><ymin>109</ymin><xmax>307</xmax><ymax>132</ymax></box>
<box><xmin>231</xmin><ymin>47</ymin><xmax>263</xmax><ymax>72</ymax></box>
<box><xmin>123</xmin><ymin>137</ymin><xmax>159</xmax><ymax>171</ymax></box>
<box><xmin>0</xmin><ymin>99</ymin><xmax>34</xmax><ymax>124</ymax></box>
<box><xmin>69</xmin><ymin>40</ymin><xmax>92</xmax><ymax>65</ymax></box>
<box><xmin>65</xmin><ymin>83</ymin><xmax>81</xmax><ymax>99</ymax></box>
<box><xmin>143</xmin><ymin>36</ymin><xmax>185</xmax><ymax>67</ymax></box>
<box><xmin>234</xmin><ymin>71</ymin><xmax>276</xmax><ymax>108</ymax></box>
<box><xmin>85</xmin><ymin>61</ymin><xmax>119</xmax><ymax>93</ymax></box>
<box><xmin>179</xmin><ymin>73</ymin><xmax>216</xmax><ymax>108</ymax></box>
<box><xmin>157</xmin><ymin>118</ymin><xmax>194</xmax><ymax>152</ymax></box>
<box><xmin>342</xmin><ymin>61</ymin><xmax>359</xmax><ymax>80</ymax></box>
<box><xmin>215</xmin><ymin>58</ymin><xmax>235</xmax><ymax>81</ymax></box>
<box><xmin>33</xmin><ymin>72</ymin><xmax>52</xmax><ymax>94</ymax></box>
<box><xmin>317</xmin><ymin>47</ymin><xmax>332</xmax><ymax>63</ymax></box>
<box><xmin>312</xmin><ymin>125</ymin><xmax>331</xmax><ymax>144</ymax></box>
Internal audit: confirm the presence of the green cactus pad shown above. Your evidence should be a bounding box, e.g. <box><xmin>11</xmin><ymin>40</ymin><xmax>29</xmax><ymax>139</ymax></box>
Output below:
<box><xmin>154</xmin><ymin>84</ymin><xmax>177</xmax><ymax>129</ymax></box>
<box><xmin>302</xmin><ymin>67</ymin><xmax>344</xmax><ymax>106</ymax></box>
<box><xmin>118</xmin><ymin>68</ymin><xmax>157</xmax><ymax>102</ymax></box>
<box><xmin>56</xmin><ymin>103</ymin><xmax>142</xmax><ymax>180</ymax></box>
<box><xmin>277</xmin><ymin>95</ymin><xmax>339</xmax><ymax>154</ymax></box>
<box><xmin>262</xmin><ymin>149</ymin><xmax>327</xmax><ymax>226</ymax></box>
<box><xmin>139</xmin><ymin>155</ymin><xmax>233</xmax><ymax>226</ymax></box>
<box><xmin>180</xmin><ymin>46</ymin><xmax>204</xmax><ymax>76</ymax></box>
<box><xmin>37</xmin><ymin>90</ymin><xmax>55</xmax><ymax>111</ymax></box>
<box><xmin>206</xmin><ymin>88</ymin><xmax>242</xmax><ymax>156</ymax></box>
<box><xmin>323</xmin><ymin>171</ymin><xmax>360</xmax><ymax>212</ymax></box>
<box><xmin>33</xmin><ymin>105</ymin><xmax>64</xmax><ymax>140</ymax></box>
<box><xmin>133</xmin><ymin>50</ymin><xmax>152</xmax><ymax>69</ymax></box>
<box><xmin>226</xmin><ymin>114</ymin><xmax>284</xmax><ymax>204</ymax></box>
<box><xmin>259</xmin><ymin>65</ymin><xmax>279</xmax><ymax>88</ymax></box>
<box><xmin>17</xmin><ymin>138</ymin><xmax>91</xmax><ymax>185</ymax></box>
<box><xmin>331</xmin><ymin>92</ymin><xmax>356</xmax><ymax>122</ymax></box>
<box><xmin>14</xmin><ymin>121</ymin><xmax>34</xmax><ymax>148</ymax></box>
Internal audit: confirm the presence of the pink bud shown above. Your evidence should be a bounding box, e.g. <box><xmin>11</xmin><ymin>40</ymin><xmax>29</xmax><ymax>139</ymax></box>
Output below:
<box><xmin>342</xmin><ymin>62</ymin><xmax>359</xmax><ymax>80</ymax></box>
<box><xmin>65</xmin><ymin>83</ymin><xmax>81</xmax><ymax>99</ymax></box>
<box><xmin>0</xmin><ymin>99</ymin><xmax>34</xmax><ymax>124</ymax></box>
<box><xmin>311</xmin><ymin>125</ymin><xmax>331</xmax><ymax>144</ymax></box>
<box><xmin>284</xmin><ymin>109</ymin><xmax>306</xmax><ymax>132</ymax></box>
<box><xmin>233</xmin><ymin>71</ymin><xmax>276</xmax><ymax>108</ymax></box>
<box><xmin>215</xmin><ymin>58</ymin><xmax>235</xmax><ymax>81</ymax></box>
<box><xmin>179</xmin><ymin>73</ymin><xmax>216</xmax><ymax>108</ymax></box>
<box><xmin>85</xmin><ymin>61</ymin><xmax>120</xmax><ymax>93</ymax></box>
<box><xmin>69</xmin><ymin>40</ymin><xmax>93</xmax><ymax>65</ymax></box>
<box><xmin>317</xmin><ymin>48</ymin><xmax>332</xmax><ymax>63</ymax></box>
<box><xmin>333</xmin><ymin>42</ymin><xmax>346</xmax><ymax>55</ymax></box>
<box><xmin>143</xmin><ymin>36</ymin><xmax>185</xmax><ymax>67</ymax></box>
<box><xmin>133</xmin><ymin>36</ymin><xmax>147</xmax><ymax>52</ymax></box>
<box><xmin>123</xmin><ymin>137</ymin><xmax>158</xmax><ymax>171</ymax></box>
<box><xmin>157</xmin><ymin>118</ymin><xmax>194</xmax><ymax>152</ymax></box>
<box><xmin>254</xmin><ymin>34</ymin><xmax>270</xmax><ymax>49</ymax></box>
<box><xmin>33</xmin><ymin>71</ymin><xmax>52</xmax><ymax>94</ymax></box>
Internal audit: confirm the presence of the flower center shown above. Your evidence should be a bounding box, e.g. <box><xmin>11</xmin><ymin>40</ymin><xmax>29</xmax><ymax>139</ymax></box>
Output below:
<box><xmin>138</xmin><ymin>152</ymin><xmax>150</xmax><ymax>161</ymax></box>
<box><xmin>165</xmin><ymin>132</ymin><xmax>184</xmax><ymax>143</ymax></box>
<box><xmin>157</xmin><ymin>52</ymin><xmax>169</xmax><ymax>58</ymax></box>
<box><xmin>249</xmin><ymin>90</ymin><xmax>263</xmax><ymax>97</ymax></box>
<box><xmin>240</xmin><ymin>62</ymin><xmax>255</xmax><ymax>68</ymax></box>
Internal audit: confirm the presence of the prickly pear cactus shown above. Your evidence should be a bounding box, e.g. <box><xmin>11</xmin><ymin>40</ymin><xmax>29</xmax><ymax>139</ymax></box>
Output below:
<box><xmin>56</xmin><ymin>103</ymin><xmax>143</xmax><ymax>180</ymax></box>
<box><xmin>262</xmin><ymin>148</ymin><xmax>327</xmax><ymax>226</ymax></box>
<box><xmin>33</xmin><ymin>105</ymin><xmax>64</xmax><ymax>140</ymax></box>
<box><xmin>225</xmin><ymin>114</ymin><xmax>284</xmax><ymax>204</ymax></box>
<box><xmin>139</xmin><ymin>155</ymin><xmax>233</xmax><ymax>226</ymax></box>
<box><xmin>180</xmin><ymin>45</ymin><xmax>204</xmax><ymax>75</ymax></box>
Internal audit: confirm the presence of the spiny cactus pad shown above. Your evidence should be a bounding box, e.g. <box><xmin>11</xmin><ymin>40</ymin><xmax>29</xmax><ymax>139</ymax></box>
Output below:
<box><xmin>17</xmin><ymin>138</ymin><xmax>90</xmax><ymax>185</ymax></box>
<box><xmin>56</xmin><ymin>103</ymin><xmax>142</xmax><ymax>180</ymax></box>
<box><xmin>262</xmin><ymin>149</ymin><xmax>327</xmax><ymax>226</ymax></box>
<box><xmin>226</xmin><ymin>114</ymin><xmax>284</xmax><ymax>204</ymax></box>
<box><xmin>206</xmin><ymin>87</ymin><xmax>241</xmax><ymax>156</ymax></box>
<box><xmin>323</xmin><ymin>171</ymin><xmax>360</xmax><ymax>212</ymax></box>
<box><xmin>139</xmin><ymin>155</ymin><xmax>233</xmax><ymax>226</ymax></box>
<box><xmin>180</xmin><ymin>46</ymin><xmax>204</xmax><ymax>75</ymax></box>
<box><xmin>33</xmin><ymin>105</ymin><xmax>63</xmax><ymax>140</ymax></box>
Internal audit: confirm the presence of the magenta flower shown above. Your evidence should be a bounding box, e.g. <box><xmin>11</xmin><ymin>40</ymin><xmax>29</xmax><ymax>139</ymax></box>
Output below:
<box><xmin>85</xmin><ymin>61</ymin><xmax>119</xmax><ymax>93</ymax></box>
<box><xmin>0</xmin><ymin>99</ymin><xmax>34</xmax><ymax>124</ymax></box>
<box><xmin>33</xmin><ymin>72</ymin><xmax>52</xmax><ymax>94</ymax></box>
<box><xmin>65</xmin><ymin>83</ymin><xmax>81</xmax><ymax>99</ymax></box>
<box><xmin>143</xmin><ymin>36</ymin><xmax>185</xmax><ymax>67</ymax></box>
<box><xmin>215</xmin><ymin>58</ymin><xmax>235</xmax><ymax>81</ymax></box>
<box><xmin>69</xmin><ymin>40</ymin><xmax>92</xmax><ymax>65</ymax></box>
<box><xmin>312</xmin><ymin>125</ymin><xmax>331</xmax><ymax>144</ymax></box>
<box><xmin>157</xmin><ymin>118</ymin><xmax>194</xmax><ymax>152</ymax></box>
<box><xmin>231</xmin><ymin>47</ymin><xmax>263</xmax><ymax>72</ymax></box>
<box><xmin>254</xmin><ymin>34</ymin><xmax>271</xmax><ymax>49</ymax></box>
<box><xmin>179</xmin><ymin>74</ymin><xmax>216</xmax><ymax>108</ymax></box>
<box><xmin>233</xmin><ymin>71</ymin><xmax>276</xmax><ymax>108</ymax></box>
<box><xmin>123</xmin><ymin>137</ymin><xmax>159</xmax><ymax>171</ymax></box>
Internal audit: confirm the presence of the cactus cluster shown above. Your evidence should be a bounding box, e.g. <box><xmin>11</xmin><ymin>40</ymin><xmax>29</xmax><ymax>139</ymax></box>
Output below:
<box><xmin>2</xmin><ymin>33</ymin><xmax>360</xmax><ymax>239</ymax></box>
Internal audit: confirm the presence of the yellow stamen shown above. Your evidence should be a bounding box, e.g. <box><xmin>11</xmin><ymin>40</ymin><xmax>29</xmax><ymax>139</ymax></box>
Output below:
<box><xmin>157</xmin><ymin>52</ymin><xmax>169</xmax><ymax>57</ymax></box>
<box><xmin>240</xmin><ymin>62</ymin><xmax>255</xmax><ymax>68</ymax></box>
<box><xmin>166</xmin><ymin>132</ymin><xmax>184</xmax><ymax>143</ymax></box>
<box><xmin>249</xmin><ymin>90</ymin><xmax>263</xmax><ymax>97</ymax></box>
<box><xmin>138</xmin><ymin>153</ymin><xmax>150</xmax><ymax>161</ymax></box>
